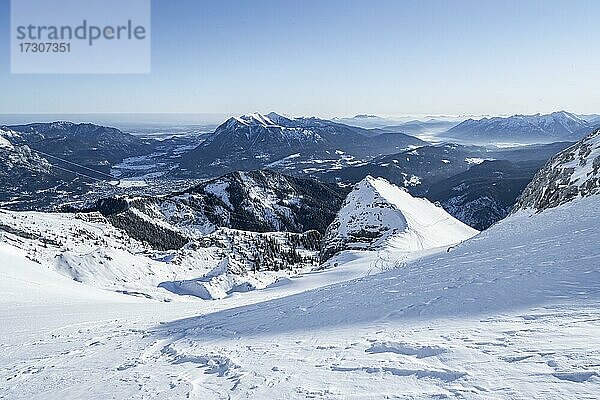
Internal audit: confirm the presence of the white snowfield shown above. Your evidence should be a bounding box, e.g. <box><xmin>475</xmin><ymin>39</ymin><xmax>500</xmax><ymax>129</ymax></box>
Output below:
<box><xmin>323</xmin><ymin>176</ymin><xmax>478</xmax><ymax>255</ymax></box>
<box><xmin>1</xmin><ymin>190</ymin><xmax>599</xmax><ymax>398</ymax></box>
<box><xmin>0</xmin><ymin>209</ymin><xmax>323</xmax><ymax>301</ymax></box>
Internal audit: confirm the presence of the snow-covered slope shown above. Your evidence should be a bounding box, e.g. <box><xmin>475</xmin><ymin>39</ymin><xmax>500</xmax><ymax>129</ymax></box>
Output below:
<box><xmin>3</xmin><ymin>122</ymin><xmax>600</xmax><ymax>399</ymax></box>
<box><xmin>0</xmin><ymin>128</ymin><xmax>53</xmax><ymax>173</ymax></box>
<box><xmin>144</xmin><ymin>191</ymin><xmax>600</xmax><ymax>399</ymax></box>
<box><xmin>321</xmin><ymin>176</ymin><xmax>478</xmax><ymax>260</ymax></box>
<box><xmin>0</xmin><ymin>243</ymin><xmax>143</xmax><ymax>305</ymax></box>
<box><xmin>515</xmin><ymin>128</ymin><xmax>600</xmax><ymax>211</ymax></box>
<box><xmin>0</xmin><ymin>209</ymin><xmax>321</xmax><ymax>301</ymax></box>
<box><xmin>2</xmin><ymin>162</ymin><xmax>600</xmax><ymax>398</ymax></box>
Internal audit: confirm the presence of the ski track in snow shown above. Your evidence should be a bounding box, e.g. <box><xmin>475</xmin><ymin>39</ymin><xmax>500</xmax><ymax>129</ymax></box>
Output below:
<box><xmin>1</xmin><ymin>197</ymin><xmax>600</xmax><ymax>399</ymax></box>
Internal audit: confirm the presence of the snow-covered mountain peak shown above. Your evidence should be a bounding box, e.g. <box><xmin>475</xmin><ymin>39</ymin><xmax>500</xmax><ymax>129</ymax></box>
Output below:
<box><xmin>265</xmin><ymin>112</ymin><xmax>295</xmax><ymax>124</ymax></box>
<box><xmin>514</xmin><ymin>128</ymin><xmax>600</xmax><ymax>212</ymax></box>
<box><xmin>551</xmin><ymin>110</ymin><xmax>579</xmax><ymax>119</ymax></box>
<box><xmin>222</xmin><ymin>112</ymin><xmax>303</xmax><ymax>131</ymax></box>
<box><xmin>182</xmin><ymin>114</ymin><xmax>425</xmax><ymax>176</ymax></box>
<box><xmin>321</xmin><ymin>176</ymin><xmax>479</xmax><ymax>260</ymax></box>
<box><xmin>226</xmin><ymin>113</ymin><xmax>277</xmax><ymax>128</ymax></box>
<box><xmin>243</xmin><ymin>112</ymin><xmax>276</xmax><ymax>126</ymax></box>
<box><xmin>224</xmin><ymin>112</ymin><xmax>298</xmax><ymax>129</ymax></box>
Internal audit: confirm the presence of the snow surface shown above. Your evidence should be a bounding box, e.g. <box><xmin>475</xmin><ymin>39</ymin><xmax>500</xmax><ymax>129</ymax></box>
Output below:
<box><xmin>0</xmin><ymin>209</ymin><xmax>317</xmax><ymax>302</ymax></box>
<box><xmin>202</xmin><ymin>180</ymin><xmax>232</xmax><ymax>208</ymax></box>
<box><xmin>0</xmin><ymin>243</ymin><xmax>141</xmax><ymax>305</ymax></box>
<box><xmin>1</xmin><ymin>192</ymin><xmax>599</xmax><ymax>398</ymax></box>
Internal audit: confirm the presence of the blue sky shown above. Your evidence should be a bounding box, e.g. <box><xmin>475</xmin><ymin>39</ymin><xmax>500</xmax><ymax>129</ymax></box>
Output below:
<box><xmin>0</xmin><ymin>0</ymin><xmax>599</xmax><ymax>118</ymax></box>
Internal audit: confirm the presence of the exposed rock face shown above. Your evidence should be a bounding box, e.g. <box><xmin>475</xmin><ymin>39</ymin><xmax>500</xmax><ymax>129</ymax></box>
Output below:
<box><xmin>321</xmin><ymin>176</ymin><xmax>478</xmax><ymax>261</ymax></box>
<box><xmin>514</xmin><ymin>129</ymin><xmax>600</xmax><ymax>212</ymax></box>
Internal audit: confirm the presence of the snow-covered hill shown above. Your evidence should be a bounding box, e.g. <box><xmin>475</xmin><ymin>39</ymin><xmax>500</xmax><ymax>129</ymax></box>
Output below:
<box><xmin>446</xmin><ymin>111</ymin><xmax>591</xmax><ymax>142</ymax></box>
<box><xmin>515</xmin><ymin>128</ymin><xmax>600</xmax><ymax>211</ymax></box>
<box><xmin>0</xmin><ymin>123</ymin><xmax>157</xmax><ymax>210</ymax></box>
<box><xmin>93</xmin><ymin>170</ymin><xmax>347</xmax><ymax>249</ymax></box>
<box><xmin>0</xmin><ymin>128</ymin><xmax>97</xmax><ymax>209</ymax></box>
<box><xmin>321</xmin><ymin>176</ymin><xmax>478</xmax><ymax>260</ymax></box>
<box><xmin>0</xmin><ymin>128</ymin><xmax>52</xmax><ymax>173</ymax></box>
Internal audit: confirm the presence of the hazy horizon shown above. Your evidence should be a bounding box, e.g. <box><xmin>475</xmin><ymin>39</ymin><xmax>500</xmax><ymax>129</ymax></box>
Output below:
<box><xmin>0</xmin><ymin>109</ymin><xmax>597</xmax><ymax>128</ymax></box>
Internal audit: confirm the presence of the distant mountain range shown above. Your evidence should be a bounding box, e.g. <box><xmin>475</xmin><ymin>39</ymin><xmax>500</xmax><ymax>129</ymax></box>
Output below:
<box><xmin>331</xmin><ymin>115</ymin><xmax>399</xmax><ymax>128</ymax></box>
<box><xmin>6</xmin><ymin>122</ymin><xmax>152</xmax><ymax>172</ymax></box>
<box><xmin>2</xmin><ymin>113</ymin><xmax>597</xmax><ymax>232</ymax></box>
<box><xmin>178</xmin><ymin>113</ymin><xmax>426</xmax><ymax>177</ymax></box>
<box><xmin>331</xmin><ymin>115</ymin><xmax>463</xmax><ymax>131</ymax></box>
<box><xmin>0</xmin><ymin>122</ymin><xmax>157</xmax><ymax>210</ymax></box>
<box><xmin>445</xmin><ymin>111</ymin><xmax>594</xmax><ymax>142</ymax></box>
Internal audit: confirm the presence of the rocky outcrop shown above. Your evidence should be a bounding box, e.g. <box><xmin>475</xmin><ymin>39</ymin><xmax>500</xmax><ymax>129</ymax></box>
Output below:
<box><xmin>514</xmin><ymin>129</ymin><xmax>600</xmax><ymax>212</ymax></box>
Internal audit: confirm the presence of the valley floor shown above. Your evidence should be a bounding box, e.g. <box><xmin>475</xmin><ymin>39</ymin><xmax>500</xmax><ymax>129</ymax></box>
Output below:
<box><xmin>2</xmin><ymin>197</ymin><xmax>600</xmax><ymax>399</ymax></box>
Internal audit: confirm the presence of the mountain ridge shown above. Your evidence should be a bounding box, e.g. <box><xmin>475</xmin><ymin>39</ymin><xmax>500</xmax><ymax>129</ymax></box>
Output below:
<box><xmin>179</xmin><ymin>113</ymin><xmax>426</xmax><ymax>177</ymax></box>
<box><xmin>446</xmin><ymin>111</ymin><xmax>591</xmax><ymax>142</ymax></box>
